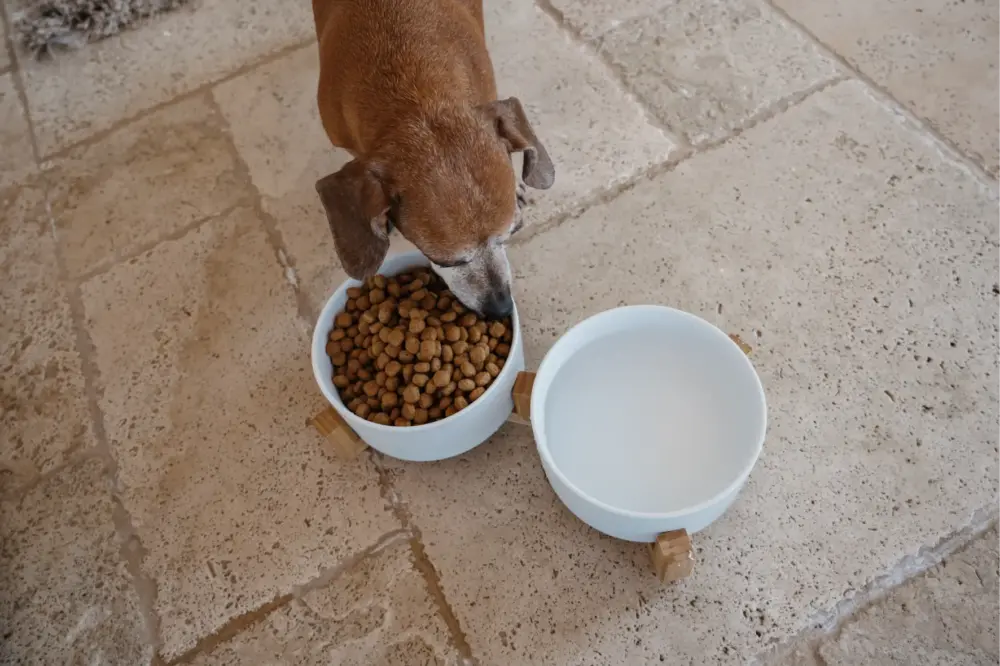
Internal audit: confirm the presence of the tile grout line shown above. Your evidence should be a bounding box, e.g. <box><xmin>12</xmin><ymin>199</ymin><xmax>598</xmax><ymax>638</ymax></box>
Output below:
<box><xmin>372</xmin><ymin>455</ymin><xmax>479</xmax><ymax>664</ymax></box>
<box><xmin>521</xmin><ymin>0</ymin><xmax>857</xmax><ymax>243</ymax></box>
<box><xmin>71</xmin><ymin>200</ymin><xmax>253</xmax><ymax>285</ymax></box>
<box><xmin>0</xmin><ymin>5</ymin><xmax>18</xmax><ymax>77</ymax></box>
<box><xmin>201</xmin><ymin>91</ymin><xmax>316</xmax><ymax>327</ymax></box>
<box><xmin>761</xmin><ymin>0</ymin><xmax>996</xmax><ymax>186</ymax></box>
<box><xmin>164</xmin><ymin>528</ymin><xmax>413</xmax><ymax>665</ymax></box>
<box><xmin>513</xmin><ymin>73</ymin><xmax>848</xmax><ymax>248</ymax></box>
<box><xmin>409</xmin><ymin>534</ymin><xmax>477</xmax><ymax>664</ymax></box>
<box><xmin>0</xmin><ymin>4</ymin><xmax>41</xmax><ymax>168</ymax></box>
<box><xmin>752</xmin><ymin>506</ymin><xmax>1000</xmax><ymax>665</ymax></box>
<box><xmin>289</xmin><ymin>528</ymin><xmax>414</xmax><ymax>598</ymax></box>
<box><xmin>37</xmin><ymin>177</ymin><xmax>165</xmax><ymax>658</ymax></box>
<box><xmin>165</xmin><ymin>594</ymin><xmax>293</xmax><ymax>666</ymax></box>
<box><xmin>531</xmin><ymin>0</ymin><xmax>688</xmax><ymax>152</ymax></box>
<box><xmin>34</xmin><ymin>36</ymin><xmax>316</xmax><ymax>162</ymax></box>
<box><xmin>0</xmin><ymin>4</ymin><xmax>13</xmax><ymax>75</ymax></box>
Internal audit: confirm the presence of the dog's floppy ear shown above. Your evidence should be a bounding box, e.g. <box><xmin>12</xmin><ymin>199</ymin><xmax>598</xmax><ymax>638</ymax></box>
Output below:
<box><xmin>480</xmin><ymin>97</ymin><xmax>555</xmax><ymax>190</ymax></box>
<box><xmin>316</xmin><ymin>160</ymin><xmax>391</xmax><ymax>280</ymax></box>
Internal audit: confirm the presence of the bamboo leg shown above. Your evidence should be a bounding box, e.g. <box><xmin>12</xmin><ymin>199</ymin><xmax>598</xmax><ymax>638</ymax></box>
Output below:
<box><xmin>508</xmin><ymin>371</ymin><xmax>536</xmax><ymax>425</ymax></box>
<box><xmin>650</xmin><ymin>529</ymin><xmax>695</xmax><ymax>582</ymax></box>
<box><xmin>308</xmin><ymin>406</ymin><xmax>368</xmax><ymax>460</ymax></box>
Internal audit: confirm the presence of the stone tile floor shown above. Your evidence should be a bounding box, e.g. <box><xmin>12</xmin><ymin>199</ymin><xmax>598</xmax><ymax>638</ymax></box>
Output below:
<box><xmin>0</xmin><ymin>0</ymin><xmax>996</xmax><ymax>664</ymax></box>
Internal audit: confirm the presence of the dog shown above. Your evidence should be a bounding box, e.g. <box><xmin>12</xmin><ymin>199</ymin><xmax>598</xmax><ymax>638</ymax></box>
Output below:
<box><xmin>312</xmin><ymin>0</ymin><xmax>554</xmax><ymax>319</ymax></box>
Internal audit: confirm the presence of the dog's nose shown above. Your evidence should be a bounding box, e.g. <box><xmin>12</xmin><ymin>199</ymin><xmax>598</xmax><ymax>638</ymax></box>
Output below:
<box><xmin>480</xmin><ymin>290</ymin><xmax>514</xmax><ymax>320</ymax></box>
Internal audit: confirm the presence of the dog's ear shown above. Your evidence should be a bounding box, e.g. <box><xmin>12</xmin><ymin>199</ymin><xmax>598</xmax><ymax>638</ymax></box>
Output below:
<box><xmin>480</xmin><ymin>97</ymin><xmax>555</xmax><ymax>190</ymax></box>
<box><xmin>316</xmin><ymin>160</ymin><xmax>391</xmax><ymax>280</ymax></box>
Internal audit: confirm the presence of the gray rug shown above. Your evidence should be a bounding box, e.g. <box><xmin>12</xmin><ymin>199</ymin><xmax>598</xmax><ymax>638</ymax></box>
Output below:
<box><xmin>13</xmin><ymin>0</ymin><xmax>193</xmax><ymax>57</ymax></box>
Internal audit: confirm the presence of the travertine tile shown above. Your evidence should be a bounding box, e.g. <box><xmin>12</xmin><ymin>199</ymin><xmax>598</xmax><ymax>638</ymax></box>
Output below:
<box><xmin>486</xmin><ymin>0</ymin><xmax>676</xmax><ymax>224</ymax></box>
<box><xmin>211</xmin><ymin>47</ymin><xmax>365</xmax><ymax>317</ymax></box>
<box><xmin>774</xmin><ymin>527</ymin><xmax>999</xmax><ymax>666</ymax></box>
<box><xmin>0</xmin><ymin>71</ymin><xmax>35</xmax><ymax>191</ymax></box>
<box><xmin>214</xmin><ymin>0</ymin><xmax>674</xmax><ymax>314</ymax></box>
<box><xmin>817</xmin><ymin>526</ymin><xmax>999</xmax><ymax>666</ymax></box>
<box><xmin>0</xmin><ymin>458</ymin><xmax>151</xmax><ymax>665</ymax></box>
<box><xmin>47</xmin><ymin>96</ymin><xmax>248</xmax><ymax>278</ymax></box>
<box><xmin>190</xmin><ymin>536</ymin><xmax>462</xmax><ymax>665</ymax></box>
<box><xmin>0</xmin><ymin>12</ymin><xmax>10</xmax><ymax>71</ymax></box>
<box><xmin>7</xmin><ymin>0</ymin><xmax>313</xmax><ymax>155</ymax></box>
<box><xmin>547</xmin><ymin>0</ymin><xmax>677</xmax><ymax>41</ymax></box>
<box><xmin>386</xmin><ymin>81</ymin><xmax>998</xmax><ymax>664</ymax></box>
<box><xmin>774</xmin><ymin>0</ymin><xmax>999</xmax><ymax>176</ymax></box>
<box><xmin>591</xmin><ymin>0</ymin><xmax>840</xmax><ymax>145</ymax></box>
<box><xmin>0</xmin><ymin>184</ymin><xmax>93</xmax><ymax>495</ymax></box>
<box><xmin>80</xmin><ymin>207</ymin><xmax>398</xmax><ymax>659</ymax></box>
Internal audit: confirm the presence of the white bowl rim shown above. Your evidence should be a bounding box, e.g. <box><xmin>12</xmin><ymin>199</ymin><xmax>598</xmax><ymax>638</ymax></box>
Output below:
<box><xmin>311</xmin><ymin>251</ymin><xmax>522</xmax><ymax>433</ymax></box>
<box><xmin>530</xmin><ymin>304</ymin><xmax>768</xmax><ymax>521</ymax></box>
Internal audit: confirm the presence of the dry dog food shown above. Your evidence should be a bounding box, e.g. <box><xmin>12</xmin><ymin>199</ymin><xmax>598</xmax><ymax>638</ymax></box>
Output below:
<box><xmin>327</xmin><ymin>269</ymin><xmax>513</xmax><ymax>427</ymax></box>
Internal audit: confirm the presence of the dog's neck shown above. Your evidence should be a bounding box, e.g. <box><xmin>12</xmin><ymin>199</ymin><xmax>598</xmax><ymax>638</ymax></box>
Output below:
<box><xmin>366</xmin><ymin>102</ymin><xmax>487</xmax><ymax>168</ymax></box>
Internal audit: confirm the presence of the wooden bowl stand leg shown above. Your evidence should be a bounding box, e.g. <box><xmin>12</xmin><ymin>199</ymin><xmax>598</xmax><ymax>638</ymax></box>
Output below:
<box><xmin>650</xmin><ymin>530</ymin><xmax>694</xmax><ymax>582</ymax></box>
<box><xmin>307</xmin><ymin>408</ymin><xmax>368</xmax><ymax>460</ymax></box>
<box><xmin>509</xmin><ymin>371</ymin><xmax>694</xmax><ymax>584</ymax></box>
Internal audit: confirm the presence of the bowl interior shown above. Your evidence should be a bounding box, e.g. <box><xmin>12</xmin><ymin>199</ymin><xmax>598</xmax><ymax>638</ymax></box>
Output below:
<box><xmin>533</xmin><ymin>306</ymin><xmax>766</xmax><ymax>517</ymax></box>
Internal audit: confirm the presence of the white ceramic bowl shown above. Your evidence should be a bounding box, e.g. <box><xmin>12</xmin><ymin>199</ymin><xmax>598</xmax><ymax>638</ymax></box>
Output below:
<box><xmin>530</xmin><ymin>306</ymin><xmax>766</xmax><ymax>542</ymax></box>
<box><xmin>311</xmin><ymin>251</ymin><xmax>525</xmax><ymax>462</ymax></box>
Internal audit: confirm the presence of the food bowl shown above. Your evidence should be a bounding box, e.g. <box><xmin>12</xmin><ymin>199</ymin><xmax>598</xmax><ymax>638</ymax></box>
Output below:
<box><xmin>311</xmin><ymin>251</ymin><xmax>525</xmax><ymax>462</ymax></box>
<box><xmin>529</xmin><ymin>306</ymin><xmax>767</xmax><ymax>541</ymax></box>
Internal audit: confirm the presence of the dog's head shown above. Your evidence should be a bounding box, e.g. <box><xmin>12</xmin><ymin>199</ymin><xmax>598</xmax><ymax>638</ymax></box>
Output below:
<box><xmin>316</xmin><ymin>97</ymin><xmax>554</xmax><ymax>319</ymax></box>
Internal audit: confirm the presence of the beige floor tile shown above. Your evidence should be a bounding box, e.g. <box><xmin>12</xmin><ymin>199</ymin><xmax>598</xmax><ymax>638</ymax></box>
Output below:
<box><xmin>7</xmin><ymin>0</ymin><xmax>313</xmax><ymax>155</ymax></box>
<box><xmin>816</xmin><ymin>526</ymin><xmax>999</xmax><ymax>666</ymax></box>
<box><xmin>190</xmin><ymin>536</ymin><xmax>463</xmax><ymax>665</ymax></box>
<box><xmin>46</xmin><ymin>95</ymin><xmax>248</xmax><ymax>279</ymax></box>
<box><xmin>0</xmin><ymin>184</ymin><xmax>93</xmax><ymax>495</ymax></box>
<box><xmin>0</xmin><ymin>458</ymin><xmax>151</xmax><ymax>665</ymax></box>
<box><xmin>774</xmin><ymin>0</ymin><xmax>999</xmax><ymax>176</ymax></box>
<box><xmin>386</xmin><ymin>80</ymin><xmax>998</xmax><ymax>664</ymax></box>
<box><xmin>547</xmin><ymin>0</ymin><xmax>677</xmax><ymax>40</ymax></box>
<box><xmin>775</xmin><ymin>645</ymin><xmax>823</xmax><ymax>666</ymax></box>
<box><xmin>0</xmin><ymin>11</ymin><xmax>10</xmax><ymax>72</ymax></box>
<box><xmin>487</xmin><ymin>0</ymin><xmax>676</xmax><ymax>224</ymax></box>
<box><xmin>79</xmin><ymin>207</ymin><xmax>399</xmax><ymax>659</ymax></box>
<box><xmin>211</xmin><ymin>46</ymin><xmax>358</xmax><ymax>317</ymax></box>
<box><xmin>214</xmin><ymin>0</ymin><xmax>674</xmax><ymax>315</ymax></box>
<box><xmin>591</xmin><ymin>0</ymin><xmax>841</xmax><ymax>145</ymax></box>
<box><xmin>0</xmin><ymin>71</ymin><xmax>35</xmax><ymax>191</ymax></box>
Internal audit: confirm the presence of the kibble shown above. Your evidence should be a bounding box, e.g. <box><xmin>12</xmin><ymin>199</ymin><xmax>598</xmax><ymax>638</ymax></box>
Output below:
<box><xmin>328</xmin><ymin>269</ymin><xmax>512</xmax><ymax>426</ymax></box>
<box><xmin>469</xmin><ymin>345</ymin><xmax>488</xmax><ymax>367</ymax></box>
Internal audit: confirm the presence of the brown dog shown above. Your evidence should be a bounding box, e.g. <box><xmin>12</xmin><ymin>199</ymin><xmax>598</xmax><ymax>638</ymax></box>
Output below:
<box><xmin>312</xmin><ymin>0</ymin><xmax>554</xmax><ymax>319</ymax></box>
